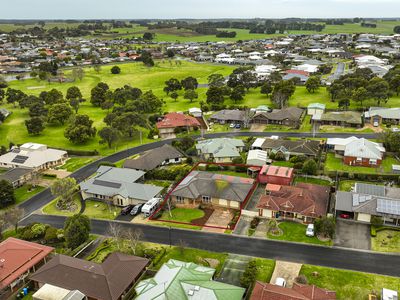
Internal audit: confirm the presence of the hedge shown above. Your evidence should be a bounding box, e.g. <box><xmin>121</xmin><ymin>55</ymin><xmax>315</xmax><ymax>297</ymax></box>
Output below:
<box><xmin>371</xmin><ymin>225</ymin><xmax>400</xmax><ymax>237</ymax></box>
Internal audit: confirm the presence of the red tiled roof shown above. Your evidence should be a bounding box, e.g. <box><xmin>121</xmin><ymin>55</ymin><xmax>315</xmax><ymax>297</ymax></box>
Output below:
<box><xmin>251</xmin><ymin>281</ymin><xmax>336</xmax><ymax>300</ymax></box>
<box><xmin>156</xmin><ymin>112</ymin><xmax>201</xmax><ymax>129</ymax></box>
<box><xmin>266</xmin><ymin>183</ymin><xmax>282</xmax><ymax>192</ymax></box>
<box><xmin>0</xmin><ymin>238</ymin><xmax>54</xmax><ymax>289</ymax></box>
<box><xmin>257</xmin><ymin>183</ymin><xmax>330</xmax><ymax>218</ymax></box>
<box><xmin>285</xmin><ymin>70</ymin><xmax>310</xmax><ymax>76</ymax></box>
<box><xmin>260</xmin><ymin>165</ymin><xmax>294</xmax><ymax>179</ymax></box>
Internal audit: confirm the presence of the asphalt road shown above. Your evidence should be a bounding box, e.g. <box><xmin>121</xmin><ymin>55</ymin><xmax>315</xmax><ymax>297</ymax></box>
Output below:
<box><xmin>21</xmin><ymin>214</ymin><xmax>400</xmax><ymax>278</ymax></box>
<box><xmin>328</xmin><ymin>62</ymin><xmax>345</xmax><ymax>82</ymax></box>
<box><xmin>19</xmin><ymin>131</ymin><xmax>379</xmax><ymax>217</ymax></box>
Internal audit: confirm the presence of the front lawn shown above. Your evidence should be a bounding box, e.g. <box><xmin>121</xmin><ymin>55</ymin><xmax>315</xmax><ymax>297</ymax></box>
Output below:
<box><xmin>14</xmin><ymin>185</ymin><xmax>46</xmax><ymax>205</ymax></box>
<box><xmin>300</xmin><ymin>264</ymin><xmax>400</xmax><ymax>300</ymax></box>
<box><xmin>59</xmin><ymin>157</ymin><xmax>99</xmax><ymax>172</ymax></box>
<box><xmin>84</xmin><ymin>200</ymin><xmax>119</xmax><ymax>220</ymax></box>
<box><xmin>254</xmin><ymin>258</ymin><xmax>276</xmax><ymax>282</ymax></box>
<box><xmin>371</xmin><ymin>229</ymin><xmax>400</xmax><ymax>253</ymax></box>
<box><xmin>42</xmin><ymin>195</ymin><xmax>81</xmax><ymax>216</ymax></box>
<box><xmin>338</xmin><ymin>180</ymin><xmax>385</xmax><ymax>191</ymax></box>
<box><xmin>267</xmin><ymin>221</ymin><xmax>332</xmax><ymax>246</ymax></box>
<box><xmin>325</xmin><ymin>153</ymin><xmax>399</xmax><ymax>175</ymax></box>
<box><xmin>160</xmin><ymin>208</ymin><xmax>205</xmax><ymax>223</ymax></box>
<box><xmin>271</xmin><ymin>161</ymin><xmax>294</xmax><ymax>167</ymax></box>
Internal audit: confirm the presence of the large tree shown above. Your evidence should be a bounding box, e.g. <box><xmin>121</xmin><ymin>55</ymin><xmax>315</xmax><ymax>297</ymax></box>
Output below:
<box><xmin>208</xmin><ymin>74</ymin><xmax>225</xmax><ymax>87</ymax></box>
<box><xmin>64</xmin><ymin>114</ymin><xmax>96</xmax><ymax>144</ymax></box>
<box><xmin>6</xmin><ymin>88</ymin><xmax>26</xmax><ymax>107</ymax></box>
<box><xmin>98</xmin><ymin>127</ymin><xmax>120</xmax><ymax>148</ymax></box>
<box><xmin>0</xmin><ymin>180</ymin><xmax>15</xmax><ymax>208</ymax></box>
<box><xmin>260</xmin><ymin>81</ymin><xmax>273</xmax><ymax>97</ymax></box>
<box><xmin>181</xmin><ymin>76</ymin><xmax>198</xmax><ymax>90</ymax></box>
<box><xmin>230</xmin><ymin>85</ymin><xmax>245</xmax><ymax>103</ymax></box>
<box><xmin>29</xmin><ymin>102</ymin><xmax>47</xmax><ymax>118</ymax></box>
<box><xmin>51</xmin><ymin>178</ymin><xmax>77</xmax><ymax>210</ymax></box>
<box><xmin>48</xmin><ymin>103</ymin><xmax>73</xmax><ymax>125</ymax></box>
<box><xmin>66</xmin><ymin>86</ymin><xmax>82</xmax><ymax>101</ymax></box>
<box><xmin>140</xmin><ymin>51</ymin><xmax>154</xmax><ymax>67</ymax></box>
<box><xmin>305</xmin><ymin>76</ymin><xmax>320</xmax><ymax>93</ymax></box>
<box><xmin>111</xmin><ymin>66</ymin><xmax>121</xmax><ymax>74</ymax></box>
<box><xmin>64</xmin><ymin>214</ymin><xmax>91</xmax><ymax>249</ymax></box>
<box><xmin>367</xmin><ymin>77</ymin><xmax>390</xmax><ymax>106</ymax></box>
<box><xmin>206</xmin><ymin>86</ymin><xmax>225</xmax><ymax>110</ymax></box>
<box><xmin>25</xmin><ymin>117</ymin><xmax>45</xmax><ymax>135</ymax></box>
<box><xmin>164</xmin><ymin>78</ymin><xmax>182</xmax><ymax>95</ymax></box>
<box><xmin>40</xmin><ymin>89</ymin><xmax>64</xmax><ymax>105</ymax></box>
<box><xmin>184</xmin><ymin>89</ymin><xmax>198</xmax><ymax>103</ymax></box>
<box><xmin>90</xmin><ymin>82</ymin><xmax>110</xmax><ymax>107</ymax></box>
<box><xmin>271</xmin><ymin>80</ymin><xmax>296</xmax><ymax>108</ymax></box>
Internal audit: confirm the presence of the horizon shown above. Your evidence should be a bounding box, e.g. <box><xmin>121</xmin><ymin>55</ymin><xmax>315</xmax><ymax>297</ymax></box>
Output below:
<box><xmin>1</xmin><ymin>0</ymin><xmax>400</xmax><ymax>19</ymax></box>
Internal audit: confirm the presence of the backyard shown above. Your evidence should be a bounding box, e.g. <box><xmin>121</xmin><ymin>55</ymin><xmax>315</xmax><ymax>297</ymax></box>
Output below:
<box><xmin>267</xmin><ymin>221</ymin><xmax>332</xmax><ymax>246</ymax></box>
<box><xmin>300</xmin><ymin>264</ymin><xmax>400</xmax><ymax>300</ymax></box>
<box><xmin>371</xmin><ymin>229</ymin><xmax>400</xmax><ymax>253</ymax></box>
<box><xmin>325</xmin><ymin>153</ymin><xmax>400</xmax><ymax>175</ymax></box>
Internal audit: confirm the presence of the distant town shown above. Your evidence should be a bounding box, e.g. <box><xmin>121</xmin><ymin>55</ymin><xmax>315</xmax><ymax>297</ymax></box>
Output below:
<box><xmin>0</xmin><ymin>18</ymin><xmax>400</xmax><ymax>300</ymax></box>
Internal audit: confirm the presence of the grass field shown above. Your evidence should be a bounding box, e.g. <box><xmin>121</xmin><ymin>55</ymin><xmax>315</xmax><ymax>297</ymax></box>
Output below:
<box><xmin>59</xmin><ymin>157</ymin><xmax>99</xmax><ymax>172</ymax></box>
<box><xmin>267</xmin><ymin>221</ymin><xmax>332</xmax><ymax>246</ymax></box>
<box><xmin>371</xmin><ymin>229</ymin><xmax>400</xmax><ymax>253</ymax></box>
<box><xmin>294</xmin><ymin>176</ymin><xmax>332</xmax><ymax>186</ymax></box>
<box><xmin>300</xmin><ymin>264</ymin><xmax>400</xmax><ymax>300</ymax></box>
<box><xmin>14</xmin><ymin>185</ymin><xmax>46</xmax><ymax>205</ymax></box>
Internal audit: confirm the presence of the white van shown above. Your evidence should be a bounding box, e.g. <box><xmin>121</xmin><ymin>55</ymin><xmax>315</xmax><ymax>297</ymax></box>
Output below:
<box><xmin>142</xmin><ymin>198</ymin><xmax>161</xmax><ymax>217</ymax></box>
<box><xmin>306</xmin><ymin>224</ymin><xmax>315</xmax><ymax>237</ymax></box>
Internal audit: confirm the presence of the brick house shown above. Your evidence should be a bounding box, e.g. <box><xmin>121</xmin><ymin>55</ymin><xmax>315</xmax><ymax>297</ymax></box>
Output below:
<box><xmin>156</xmin><ymin>113</ymin><xmax>201</xmax><ymax>139</ymax></box>
<box><xmin>258</xmin><ymin>165</ymin><xmax>294</xmax><ymax>186</ymax></box>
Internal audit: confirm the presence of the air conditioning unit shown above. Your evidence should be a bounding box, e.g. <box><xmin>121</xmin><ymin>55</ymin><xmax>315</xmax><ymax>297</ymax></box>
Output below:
<box><xmin>188</xmin><ymin>290</ymin><xmax>194</xmax><ymax>296</ymax></box>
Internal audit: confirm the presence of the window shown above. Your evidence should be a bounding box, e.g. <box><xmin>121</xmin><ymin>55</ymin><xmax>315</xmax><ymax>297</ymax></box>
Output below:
<box><xmin>356</xmin><ymin>157</ymin><xmax>362</xmax><ymax>162</ymax></box>
<box><xmin>202</xmin><ymin>195</ymin><xmax>211</xmax><ymax>203</ymax></box>
<box><xmin>370</xmin><ymin>159</ymin><xmax>377</xmax><ymax>165</ymax></box>
<box><xmin>176</xmin><ymin>196</ymin><xmax>184</xmax><ymax>203</ymax></box>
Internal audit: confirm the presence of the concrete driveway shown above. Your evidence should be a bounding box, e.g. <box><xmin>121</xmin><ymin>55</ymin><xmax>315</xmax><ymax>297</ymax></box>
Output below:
<box><xmin>334</xmin><ymin>219</ymin><xmax>371</xmax><ymax>250</ymax></box>
<box><xmin>270</xmin><ymin>261</ymin><xmax>302</xmax><ymax>288</ymax></box>
<box><xmin>218</xmin><ymin>254</ymin><xmax>250</xmax><ymax>286</ymax></box>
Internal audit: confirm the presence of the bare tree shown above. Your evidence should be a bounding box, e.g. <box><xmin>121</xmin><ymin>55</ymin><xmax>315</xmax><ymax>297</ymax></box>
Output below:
<box><xmin>5</xmin><ymin>207</ymin><xmax>24</xmax><ymax>232</ymax></box>
<box><xmin>242</xmin><ymin>108</ymin><xmax>253</xmax><ymax>129</ymax></box>
<box><xmin>124</xmin><ymin>228</ymin><xmax>143</xmax><ymax>255</ymax></box>
<box><xmin>107</xmin><ymin>223</ymin><xmax>124</xmax><ymax>250</ymax></box>
<box><xmin>177</xmin><ymin>239</ymin><xmax>187</xmax><ymax>255</ymax></box>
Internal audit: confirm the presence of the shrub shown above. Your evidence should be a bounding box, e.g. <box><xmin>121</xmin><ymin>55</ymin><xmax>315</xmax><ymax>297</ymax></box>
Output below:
<box><xmin>250</xmin><ymin>217</ymin><xmax>260</xmax><ymax>229</ymax></box>
<box><xmin>293</xmin><ymin>162</ymin><xmax>304</xmax><ymax>170</ymax></box>
<box><xmin>44</xmin><ymin>226</ymin><xmax>58</xmax><ymax>242</ymax></box>
<box><xmin>371</xmin><ymin>216</ymin><xmax>383</xmax><ymax>227</ymax></box>
<box><xmin>205</xmin><ymin>164</ymin><xmax>219</xmax><ymax>171</ymax></box>
<box><xmin>295</xmin><ymin>274</ymin><xmax>308</xmax><ymax>284</ymax></box>
<box><xmin>240</xmin><ymin>260</ymin><xmax>257</xmax><ymax>288</ymax></box>
<box><xmin>371</xmin><ymin>226</ymin><xmax>377</xmax><ymax>237</ymax></box>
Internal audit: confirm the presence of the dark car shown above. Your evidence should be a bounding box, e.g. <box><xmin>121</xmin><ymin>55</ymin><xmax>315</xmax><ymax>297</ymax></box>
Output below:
<box><xmin>130</xmin><ymin>203</ymin><xmax>144</xmax><ymax>216</ymax></box>
<box><xmin>121</xmin><ymin>205</ymin><xmax>134</xmax><ymax>215</ymax></box>
<box><xmin>235</xmin><ymin>123</ymin><xmax>241</xmax><ymax>129</ymax></box>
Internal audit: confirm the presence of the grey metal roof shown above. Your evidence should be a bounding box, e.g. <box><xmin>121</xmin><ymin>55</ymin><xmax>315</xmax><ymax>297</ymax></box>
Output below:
<box><xmin>196</xmin><ymin>138</ymin><xmax>244</xmax><ymax>158</ymax></box>
<box><xmin>335</xmin><ymin>191</ymin><xmax>353</xmax><ymax>212</ymax></box>
<box><xmin>365</xmin><ymin>107</ymin><xmax>400</xmax><ymax>120</ymax></box>
<box><xmin>0</xmin><ymin>167</ymin><xmax>32</xmax><ymax>183</ymax></box>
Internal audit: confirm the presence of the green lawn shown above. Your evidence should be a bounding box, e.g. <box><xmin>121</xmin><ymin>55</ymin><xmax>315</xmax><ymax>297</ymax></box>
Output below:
<box><xmin>371</xmin><ymin>229</ymin><xmax>400</xmax><ymax>253</ymax></box>
<box><xmin>267</xmin><ymin>221</ymin><xmax>332</xmax><ymax>246</ymax></box>
<box><xmin>42</xmin><ymin>195</ymin><xmax>81</xmax><ymax>216</ymax></box>
<box><xmin>59</xmin><ymin>157</ymin><xmax>99</xmax><ymax>172</ymax></box>
<box><xmin>160</xmin><ymin>208</ymin><xmax>205</xmax><ymax>223</ymax></box>
<box><xmin>325</xmin><ymin>153</ymin><xmax>399</xmax><ymax>175</ymax></box>
<box><xmin>294</xmin><ymin>176</ymin><xmax>332</xmax><ymax>186</ymax></box>
<box><xmin>254</xmin><ymin>258</ymin><xmax>276</xmax><ymax>282</ymax></box>
<box><xmin>14</xmin><ymin>185</ymin><xmax>46</xmax><ymax>205</ymax></box>
<box><xmin>338</xmin><ymin>180</ymin><xmax>385</xmax><ymax>191</ymax></box>
<box><xmin>300</xmin><ymin>264</ymin><xmax>400</xmax><ymax>300</ymax></box>
<box><xmin>84</xmin><ymin>200</ymin><xmax>119</xmax><ymax>220</ymax></box>
<box><xmin>154</xmin><ymin>246</ymin><xmax>228</xmax><ymax>275</ymax></box>
<box><xmin>272</xmin><ymin>161</ymin><xmax>294</xmax><ymax>167</ymax></box>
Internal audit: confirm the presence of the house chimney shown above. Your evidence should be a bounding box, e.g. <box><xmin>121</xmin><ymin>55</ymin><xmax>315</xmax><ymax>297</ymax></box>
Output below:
<box><xmin>0</xmin><ymin>258</ymin><xmax>5</xmax><ymax>268</ymax></box>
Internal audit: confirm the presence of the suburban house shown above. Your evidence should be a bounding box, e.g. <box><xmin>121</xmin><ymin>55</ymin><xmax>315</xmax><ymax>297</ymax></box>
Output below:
<box><xmin>30</xmin><ymin>252</ymin><xmax>149</xmax><ymax>300</ymax></box>
<box><xmin>327</xmin><ymin>137</ymin><xmax>385</xmax><ymax>167</ymax></box>
<box><xmin>123</xmin><ymin>144</ymin><xmax>184</xmax><ymax>171</ymax></box>
<box><xmin>258</xmin><ymin>165</ymin><xmax>294</xmax><ymax>186</ymax></box>
<box><xmin>135</xmin><ymin>259</ymin><xmax>245</xmax><ymax>300</ymax></box>
<box><xmin>283</xmin><ymin>70</ymin><xmax>310</xmax><ymax>83</ymax></box>
<box><xmin>257</xmin><ymin>182</ymin><xmax>330</xmax><ymax>222</ymax></box>
<box><xmin>364</xmin><ymin>107</ymin><xmax>400</xmax><ymax>125</ymax></box>
<box><xmin>251</xmin><ymin>107</ymin><xmax>304</xmax><ymax>128</ymax></box>
<box><xmin>156</xmin><ymin>112</ymin><xmax>201</xmax><ymax>139</ymax></box>
<box><xmin>209</xmin><ymin>109</ymin><xmax>247</xmax><ymax>125</ymax></box>
<box><xmin>0</xmin><ymin>238</ymin><xmax>54</xmax><ymax>293</ymax></box>
<box><xmin>259</xmin><ymin>138</ymin><xmax>321</xmax><ymax>159</ymax></box>
<box><xmin>79</xmin><ymin>166</ymin><xmax>163</xmax><ymax>206</ymax></box>
<box><xmin>196</xmin><ymin>138</ymin><xmax>244</xmax><ymax>163</ymax></box>
<box><xmin>170</xmin><ymin>170</ymin><xmax>255</xmax><ymax>209</ymax></box>
<box><xmin>251</xmin><ymin>281</ymin><xmax>336</xmax><ymax>300</ymax></box>
<box><xmin>335</xmin><ymin>183</ymin><xmax>400</xmax><ymax>226</ymax></box>
<box><xmin>247</xmin><ymin>150</ymin><xmax>269</xmax><ymax>166</ymax></box>
<box><xmin>313</xmin><ymin>111</ymin><xmax>363</xmax><ymax>128</ymax></box>
<box><xmin>0</xmin><ymin>143</ymin><xmax>68</xmax><ymax>171</ymax></box>
<box><xmin>0</xmin><ymin>167</ymin><xmax>34</xmax><ymax>188</ymax></box>
<box><xmin>307</xmin><ymin>103</ymin><xmax>326</xmax><ymax>117</ymax></box>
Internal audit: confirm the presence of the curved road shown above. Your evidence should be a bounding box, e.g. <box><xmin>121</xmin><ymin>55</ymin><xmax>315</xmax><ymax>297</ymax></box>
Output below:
<box><xmin>20</xmin><ymin>131</ymin><xmax>379</xmax><ymax>216</ymax></box>
<box><xmin>21</xmin><ymin>214</ymin><xmax>400</xmax><ymax>277</ymax></box>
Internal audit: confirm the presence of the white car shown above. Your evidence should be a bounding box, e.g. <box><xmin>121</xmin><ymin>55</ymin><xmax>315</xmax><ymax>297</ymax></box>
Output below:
<box><xmin>275</xmin><ymin>277</ymin><xmax>286</xmax><ymax>287</ymax></box>
<box><xmin>229</xmin><ymin>123</ymin><xmax>236</xmax><ymax>128</ymax></box>
<box><xmin>306</xmin><ymin>224</ymin><xmax>315</xmax><ymax>237</ymax></box>
<box><xmin>373</xmin><ymin>121</ymin><xmax>379</xmax><ymax>127</ymax></box>
<box><xmin>391</xmin><ymin>127</ymin><xmax>400</xmax><ymax>132</ymax></box>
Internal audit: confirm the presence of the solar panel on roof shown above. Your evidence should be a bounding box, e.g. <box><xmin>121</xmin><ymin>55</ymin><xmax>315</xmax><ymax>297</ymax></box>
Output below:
<box><xmin>93</xmin><ymin>179</ymin><xmax>121</xmax><ymax>189</ymax></box>
<box><xmin>11</xmin><ymin>155</ymin><xmax>29</xmax><ymax>164</ymax></box>
<box><xmin>377</xmin><ymin>199</ymin><xmax>400</xmax><ymax>216</ymax></box>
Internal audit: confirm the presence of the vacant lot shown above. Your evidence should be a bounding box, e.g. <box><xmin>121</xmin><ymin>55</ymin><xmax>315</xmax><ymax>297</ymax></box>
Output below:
<box><xmin>300</xmin><ymin>264</ymin><xmax>400</xmax><ymax>300</ymax></box>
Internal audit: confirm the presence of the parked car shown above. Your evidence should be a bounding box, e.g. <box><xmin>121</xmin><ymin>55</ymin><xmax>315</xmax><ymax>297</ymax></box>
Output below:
<box><xmin>306</xmin><ymin>224</ymin><xmax>314</xmax><ymax>237</ymax></box>
<box><xmin>121</xmin><ymin>205</ymin><xmax>134</xmax><ymax>215</ymax></box>
<box><xmin>373</xmin><ymin>121</ymin><xmax>379</xmax><ymax>127</ymax></box>
<box><xmin>142</xmin><ymin>198</ymin><xmax>161</xmax><ymax>217</ymax></box>
<box><xmin>130</xmin><ymin>203</ymin><xmax>144</xmax><ymax>216</ymax></box>
<box><xmin>275</xmin><ymin>277</ymin><xmax>286</xmax><ymax>287</ymax></box>
<box><xmin>392</xmin><ymin>127</ymin><xmax>400</xmax><ymax>132</ymax></box>
<box><xmin>229</xmin><ymin>123</ymin><xmax>235</xmax><ymax>128</ymax></box>
<box><xmin>340</xmin><ymin>213</ymin><xmax>351</xmax><ymax>219</ymax></box>
<box><xmin>235</xmin><ymin>124</ymin><xmax>241</xmax><ymax>129</ymax></box>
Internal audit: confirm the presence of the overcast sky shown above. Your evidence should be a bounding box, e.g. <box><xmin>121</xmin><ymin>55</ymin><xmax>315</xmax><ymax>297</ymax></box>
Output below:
<box><xmin>1</xmin><ymin>0</ymin><xmax>399</xmax><ymax>19</ymax></box>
